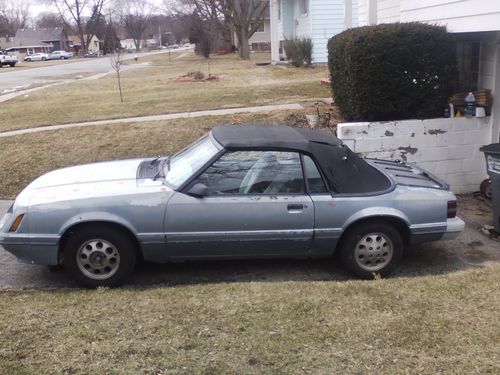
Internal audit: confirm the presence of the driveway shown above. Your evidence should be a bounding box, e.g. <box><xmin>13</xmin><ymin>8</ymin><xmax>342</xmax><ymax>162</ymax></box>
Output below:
<box><xmin>0</xmin><ymin>195</ymin><xmax>498</xmax><ymax>289</ymax></box>
<box><xmin>0</xmin><ymin>48</ymin><xmax>189</xmax><ymax>96</ymax></box>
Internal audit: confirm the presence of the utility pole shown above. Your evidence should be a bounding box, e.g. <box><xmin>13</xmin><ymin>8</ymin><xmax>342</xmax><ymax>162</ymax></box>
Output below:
<box><xmin>159</xmin><ymin>24</ymin><xmax>162</xmax><ymax>47</ymax></box>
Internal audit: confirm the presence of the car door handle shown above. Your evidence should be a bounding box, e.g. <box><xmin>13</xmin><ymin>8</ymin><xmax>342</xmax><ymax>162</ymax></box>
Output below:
<box><xmin>287</xmin><ymin>204</ymin><xmax>304</xmax><ymax>212</ymax></box>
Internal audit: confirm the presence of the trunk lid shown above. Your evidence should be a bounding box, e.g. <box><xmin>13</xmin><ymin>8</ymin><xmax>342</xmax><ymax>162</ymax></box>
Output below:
<box><xmin>367</xmin><ymin>159</ymin><xmax>449</xmax><ymax>190</ymax></box>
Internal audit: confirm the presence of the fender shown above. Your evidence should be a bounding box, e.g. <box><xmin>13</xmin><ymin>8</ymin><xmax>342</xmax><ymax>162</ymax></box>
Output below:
<box><xmin>59</xmin><ymin>211</ymin><xmax>138</xmax><ymax>237</ymax></box>
<box><xmin>343</xmin><ymin>207</ymin><xmax>411</xmax><ymax>230</ymax></box>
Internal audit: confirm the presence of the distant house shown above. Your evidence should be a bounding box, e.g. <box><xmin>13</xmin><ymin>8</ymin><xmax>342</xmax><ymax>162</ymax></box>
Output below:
<box><xmin>4</xmin><ymin>27</ymin><xmax>70</xmax><ymax>58</ymax></box>
<box><xmin>269</xmin><ymin>0</ymin><xmax>358</xmax><ymax>63</ymax></box>
<box><xmin>233</xmin><ymin>8</ymin><xmax>271</xmax><ymax>52</ymax></box>
<box><xmin>120</xmin><ymin>38</ymin><xmax>144</xmax><ymax>51</ymax></box>
<box><xmin>69</xmin><ymin>34</ymin><xmax>102</xmax><ymax>54</ymax></box>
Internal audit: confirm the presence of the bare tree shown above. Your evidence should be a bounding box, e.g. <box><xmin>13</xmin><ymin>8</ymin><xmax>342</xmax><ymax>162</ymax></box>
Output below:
<box><xmin>110</xmin><ymin>46</ymin><xmax>124</xmax><ymax>102</ymax></box>
<box><xmin>35</xmin><ymin>11</ymin><xmax>64</xmax><ymax>29</ymax></box>
<box><xmin>225</xmin><ymin>0</ymin><xmax>268</xmax><ymax>60</ymax></box>
<box><xmin>121</xmin><ymin>0</ymin><xmax>155</xmax><ymax>51</ymax></box>
<box><xmin>48</xmin><ymin>0</ymin><xmax>107</xmax><ymax>54</ymax></box>
<box><xmin>179</xmin><ymin>0</ymin><xmax>268</xmax><ymax>60</ymax></box>
<box><xmin>0</xmin><ymin>0</ymin><xmax>30</xmax><ymax>37</ymax></box>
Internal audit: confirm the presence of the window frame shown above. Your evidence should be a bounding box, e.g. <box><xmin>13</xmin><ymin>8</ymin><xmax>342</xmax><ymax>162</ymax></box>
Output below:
<box><xmin>181</xmin><ymin>148</ymin><xmax>331</xmax><ymax>197</ymax></box>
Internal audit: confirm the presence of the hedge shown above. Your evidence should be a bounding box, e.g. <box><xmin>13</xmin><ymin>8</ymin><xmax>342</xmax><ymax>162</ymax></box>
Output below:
<box><xmin>328</xmin><ymin>23</ymin><xmax>457</xmax><ymax>121</ymax></box>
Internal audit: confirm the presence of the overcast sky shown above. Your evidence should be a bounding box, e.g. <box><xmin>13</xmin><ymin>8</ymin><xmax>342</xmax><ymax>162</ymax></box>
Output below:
<box><xmin>27</xmin><ymin>0</ymin><xmax>169</xmax><ymax>18</ymax></box>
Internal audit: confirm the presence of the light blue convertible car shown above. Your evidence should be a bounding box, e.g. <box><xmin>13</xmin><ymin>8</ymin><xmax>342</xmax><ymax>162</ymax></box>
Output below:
<box><xmin>0</xmin><ymin>125</ymin><xmax>464</xmax><ymax>287</ymax></box>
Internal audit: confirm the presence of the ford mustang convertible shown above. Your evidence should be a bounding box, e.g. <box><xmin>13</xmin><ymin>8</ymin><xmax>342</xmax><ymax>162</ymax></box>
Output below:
<box><xmin>0</xmin><ymin>125</ymin><xmax>464</xmax><ymax>287</ymax></box>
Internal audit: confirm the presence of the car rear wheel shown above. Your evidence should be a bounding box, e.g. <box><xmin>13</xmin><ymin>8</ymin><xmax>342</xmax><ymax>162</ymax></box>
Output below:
<box><xmin>42</xmin><ymin>57</ymin><xmax>46</xmax><ymax>61</ymax></box>
<box><xmin>63</xmin><ymin>226</ymin><xmax>136</xmax><ymax>288</ymax></box>
<box><xmin>26</xmin><ymin>58</ymin><xmax>31</xmax><ymax>62</ymax></box>
<box><xmin>339</xmin><ymin>222</ymin><xmax>403</xmax><ymax>279</ymax></box>
<box><xmin>60</xmin><ymin>56</ymin><xmax>64</xmax><ymax>60</ymax></box>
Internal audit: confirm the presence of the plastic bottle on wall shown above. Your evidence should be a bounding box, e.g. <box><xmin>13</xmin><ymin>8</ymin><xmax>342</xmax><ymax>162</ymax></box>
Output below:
<box><xmin>465</xmin><ymin>92</ymin><xmax>476</xmax><ymax>117</ymax></box>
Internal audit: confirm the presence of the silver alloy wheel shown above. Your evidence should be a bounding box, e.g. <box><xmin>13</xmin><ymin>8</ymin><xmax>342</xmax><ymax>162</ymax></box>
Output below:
<box><xmin>76</xmin><ymin>239</ymin><xmax>121</xmax><ymax>280</ymax></box>
<box><xmin>354</xmin><ymin>232</ymin><xmax>394</xmax><ymax>272</ymax></box>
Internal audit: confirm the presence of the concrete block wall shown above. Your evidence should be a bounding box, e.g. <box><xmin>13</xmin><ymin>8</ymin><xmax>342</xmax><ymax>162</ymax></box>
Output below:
<box><xmin>337</xmin><ymin>117</ymin><xmax>493</xmax><ymax>193</ymax></box>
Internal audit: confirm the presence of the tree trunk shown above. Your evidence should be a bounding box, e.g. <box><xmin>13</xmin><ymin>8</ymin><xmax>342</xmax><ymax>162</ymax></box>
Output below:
<box><xmin>237</xmin><ymin>29</ymin><xmax>250</xmax><ymax>60</ymax></box>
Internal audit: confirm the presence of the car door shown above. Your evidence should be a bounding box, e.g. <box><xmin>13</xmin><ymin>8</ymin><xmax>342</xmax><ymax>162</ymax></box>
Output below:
<box><xmin>165</xmin><ymin>150</ymin><xmax>314</xmax><ymax>258</ymax></box>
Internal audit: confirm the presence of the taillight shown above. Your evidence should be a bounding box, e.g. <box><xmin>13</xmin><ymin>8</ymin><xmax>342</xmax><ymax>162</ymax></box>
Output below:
<box><xmin>447</xmin><ymin>201</ymin><xmax>457</xmax><ymax>219</ymax></box>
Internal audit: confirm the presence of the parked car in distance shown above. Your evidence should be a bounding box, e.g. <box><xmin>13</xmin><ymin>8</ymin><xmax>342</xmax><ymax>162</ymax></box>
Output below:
<box><xmin>168</xmin><ymin>44</ymin><xmax>179</xmax><ymax>49</ymax></box>
<box><xmin>24</xmin><ymin>53</ymin><xmax>48</xmax><ymax>62</ymax></box>
<box><xmin>84</xmin><ymin>51</ymin><xmax>99</xmax><ymax>58</ymax></box>
<box><xmin>0</xmin><ymin>125</ymin><xmax>465</xmax><ymax>287</ymax></box>
<box><xmin>47</xmin><ymin>50</ymin><xmax>71</xmax><ymax>60</ymax></box>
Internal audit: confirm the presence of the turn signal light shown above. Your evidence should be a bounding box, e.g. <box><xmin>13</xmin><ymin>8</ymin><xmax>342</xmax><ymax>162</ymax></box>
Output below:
<box><xmin>9</xmin><ymin>214</ymin><xmax>25</xmax><ymax>232</ymax></box>
<box><xmin>447</xmin><ymin>201</ymin><xmax>457</xmax><ymax>219</ymax></box>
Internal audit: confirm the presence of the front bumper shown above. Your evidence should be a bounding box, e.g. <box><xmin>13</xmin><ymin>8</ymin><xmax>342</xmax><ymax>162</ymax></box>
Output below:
<box><xmin>441</xmin><ymin>217</ymin><xmax>466</xmax><ymax>241</ymax></box>
<box><xmin>0</xmin><ymin>232</ymin><xmax>60</xmax><ymax>265</ymax></box>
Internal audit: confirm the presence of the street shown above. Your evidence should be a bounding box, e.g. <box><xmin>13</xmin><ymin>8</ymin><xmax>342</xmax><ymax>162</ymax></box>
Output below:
<box><xmin>0</xmin><ymin>48</ymin><xmax>189</xmax><ymax>95</ymax></box>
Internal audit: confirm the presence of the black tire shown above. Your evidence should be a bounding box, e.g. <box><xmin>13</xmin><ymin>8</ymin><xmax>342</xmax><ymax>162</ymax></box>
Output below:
<box><xmin>60</xmin><ymin>56</ymin><xmax>64</xmax><ymax>60</ymax></box>
<box><xmin>63</xmin><ymin>225</ymin><xmax>136</xmax><ymax>288</ymax></box>
<box><xmin>9</xmin><ymin>63</ymin><xmax>15</xmax><ymax>67</ymax></box>
<box><xmin>42</xmin><ymin>57</ymin><xmax>46</xmax><ymax>61</ymax></box>
<box><xmin>26</xmin><ymin>58</ymin><xmax>31</xmax><ymax>62</ymax></box>
<box><xmin>339</xmin><ymin>222</ymin><xmax>404</xmax><ymax>279</ymax></box>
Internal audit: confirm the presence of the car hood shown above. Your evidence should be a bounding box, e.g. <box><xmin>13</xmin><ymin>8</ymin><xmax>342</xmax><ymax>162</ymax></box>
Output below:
<box><xmin>16</xmin><ymin>159</ymin><xmax>171</xmax><ymax>206</ymax></box>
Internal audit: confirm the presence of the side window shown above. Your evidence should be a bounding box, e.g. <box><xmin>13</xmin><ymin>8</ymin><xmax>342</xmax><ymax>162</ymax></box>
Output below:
<box><xmin>303</xmin><ymin>155</ymin><xmax>328</xmax><ymax>193</ymax></box>
<box><xmin>194</xmin><ymin>151</ymin><xmax>305</xmax><ymax>195</ymax></box>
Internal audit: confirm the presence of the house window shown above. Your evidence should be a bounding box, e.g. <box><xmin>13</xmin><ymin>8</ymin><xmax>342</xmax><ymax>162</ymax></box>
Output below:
<box><xmin>251</xmin><ymin>22</ymin><xmax>265</xmax><ymax>33</ymax></box>
<box><xmin>456</xmin><ymin>41</ymin><xmax>480</xmax><ymax>92</ymax></box>
<box><xmin>301</xmin><ymin>0</ymin><xmax>309</xmax><ymax>15</ymax></box>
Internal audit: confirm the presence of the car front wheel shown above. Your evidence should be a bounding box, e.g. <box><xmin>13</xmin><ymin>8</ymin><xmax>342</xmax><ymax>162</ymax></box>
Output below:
<box><xmin>339</xmin><ymin>222</ymin><xmax>403</xmax><ymax>279</ymax></box>
<box><xmin>63</xmin><ymin>226</ymin><xmax>136</xmax><ymax>288</ymax></box>
<box><xmin>42</xmin><ymin>57</ymin><xmax>46</xmax><ymax>61</ymax></box>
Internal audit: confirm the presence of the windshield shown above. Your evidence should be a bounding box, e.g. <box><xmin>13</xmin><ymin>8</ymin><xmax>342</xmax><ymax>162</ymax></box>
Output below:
<box><xmin>164</xmin><ymin>135</ymin><xmax>220</xmax><ymax>189</ymax></box>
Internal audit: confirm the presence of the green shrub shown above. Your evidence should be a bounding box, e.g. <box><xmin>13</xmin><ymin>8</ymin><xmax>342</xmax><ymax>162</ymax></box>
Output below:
<box><xmin>284</xmin><ymin>38</ymin><xmax>313</xmax><ymax>67</ymax></box>
<box><xmin>328</xmin><ymin>22</ymin><xmax>457</xmax><ymax>121</ymax></box>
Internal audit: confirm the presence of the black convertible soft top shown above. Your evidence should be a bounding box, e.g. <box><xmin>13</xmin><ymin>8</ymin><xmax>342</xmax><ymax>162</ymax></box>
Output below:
<box><xmin>212</xmin><ymin>125</ymin><xmax>392</xmax><ymax>194</ymax></box>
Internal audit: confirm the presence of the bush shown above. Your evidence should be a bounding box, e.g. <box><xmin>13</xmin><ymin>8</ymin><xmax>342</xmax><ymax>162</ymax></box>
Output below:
<box><xmin>284</xmin><ymin>38</ymin><xmax>313</xmax><ymax>67</ymax></box>
<box><xmin>328</xmin><ymin>23</ymin><xmax>457</xmax><ymax>121</ymax></box>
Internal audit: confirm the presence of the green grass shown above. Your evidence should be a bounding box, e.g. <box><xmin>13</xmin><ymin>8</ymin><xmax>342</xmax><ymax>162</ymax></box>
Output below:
<box><xmin>0</xmin><ymin>52</ymin><xmax>329</xmax><ymax>133</ymax></box>
<box><xmin>0</xmin><ymin>265</ymin><xmax>498</xmax><ymax>374</ymax></box>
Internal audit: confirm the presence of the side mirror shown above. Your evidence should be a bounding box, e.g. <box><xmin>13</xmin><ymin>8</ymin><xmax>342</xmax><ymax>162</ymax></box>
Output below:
<box><xmin>186</xmin><ymin>183</ymin><xmax>209</xmax><ymax>198</ymax></box>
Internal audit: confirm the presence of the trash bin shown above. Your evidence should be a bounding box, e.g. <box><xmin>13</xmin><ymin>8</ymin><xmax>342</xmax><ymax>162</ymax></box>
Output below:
<box><xmin>479</xmin><ymin>143</ymin><xmax>500</xmax><ymax>232</ymax></box>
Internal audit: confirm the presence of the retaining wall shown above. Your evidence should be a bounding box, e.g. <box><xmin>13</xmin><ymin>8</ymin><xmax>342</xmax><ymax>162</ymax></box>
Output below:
<box><xmin>337</xmin><ymin>117</ymin><xmax>493</xmax><ymax>193</ymax></box>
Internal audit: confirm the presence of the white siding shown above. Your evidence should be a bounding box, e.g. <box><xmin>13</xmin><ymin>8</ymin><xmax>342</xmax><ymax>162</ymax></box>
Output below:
<box><xmin>310</xmin><ymin>0</ymin><xmax>345</xmax><ymax>63</ymax></box>
<box><xmin>378</xmin><ymin>0</ymin><xmax>400</xmax><ymax>23</ymax></box>
<box><xmin>401</xmin><ymin>0</ymin><xmax>500</xmax><ymax>32</ymax></box>
<box><xmin>358</xmin><ymin>0</ymin><xmax>369</xmax><ymax>26</ymax></box>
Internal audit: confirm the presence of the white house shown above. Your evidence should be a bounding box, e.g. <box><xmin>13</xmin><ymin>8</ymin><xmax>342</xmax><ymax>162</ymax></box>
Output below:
<box><xmin>269</xmin><ymin>0</ymin><xmax>359</xmax><ymax>64</ymax></box>
<box><xmin>233</xmin><ymin>19</ymin><xmax>271</xmax><ymax>52</ymax></box>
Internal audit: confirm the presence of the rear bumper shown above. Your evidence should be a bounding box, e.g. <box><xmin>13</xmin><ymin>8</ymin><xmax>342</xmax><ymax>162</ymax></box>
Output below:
<box><xmin>441</xmin><ymin>217</ymin><xmax>465</xmax><ymax>241</ymax></box>
<box><xmin>0</xmin><ymin>232</ymin><xmax>59</xmax><ymax>265</ymax></box>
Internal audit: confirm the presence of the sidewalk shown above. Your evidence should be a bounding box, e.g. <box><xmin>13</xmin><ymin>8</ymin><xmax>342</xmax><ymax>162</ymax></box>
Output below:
<box><xmin>0</xmin><ymin>103</ymin><xmax>305</xmax><ymax>138</ymax></box>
